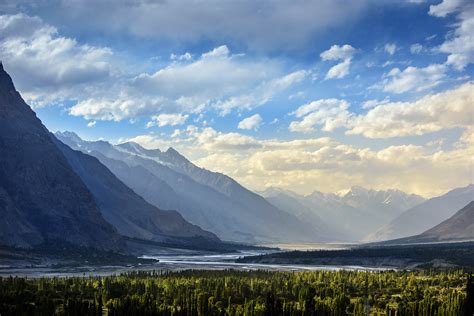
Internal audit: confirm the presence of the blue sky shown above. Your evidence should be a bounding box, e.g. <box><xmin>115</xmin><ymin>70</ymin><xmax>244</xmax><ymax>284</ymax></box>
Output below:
<box><xmin>0</xmin><ymin>0</ymin><xmax>472</xmax><ymax>196</ymax></box>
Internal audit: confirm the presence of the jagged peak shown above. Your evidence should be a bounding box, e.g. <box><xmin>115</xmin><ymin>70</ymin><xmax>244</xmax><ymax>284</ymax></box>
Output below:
<box><xmin>0</xmin><ymin>62</ymin><xmax>17</xmax><ymax>93</ymax></box>
<box><xmin>165</xmin><ymin>147</ymin><xmax>188</xmax><ymax>161</ymax></box>
<box><xmin>56</xmin><ymin>130</ymin><xmax>81</xmax><ymax>139</ymax></box>
<box><xmin>166</xmin><ymin>146</ymin><xmax>179</xmax><ymax>154</ymax></box>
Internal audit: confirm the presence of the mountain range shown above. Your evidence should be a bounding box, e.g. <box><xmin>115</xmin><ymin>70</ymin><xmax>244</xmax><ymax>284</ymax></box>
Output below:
<box><xmin>1</xmin><ymin>61</ymin><xmax>471</xmax><ymax>254</ymax></box>
<box><xmin>55</xmin><ymin>132</ymin><xmax>325</xmax><ymax>243</ymax></box>
<box><xmin>366</xmin><ymin>184</ymin><xmax>474</xmax><ymax>241</ymax></box>
<box><xmin>0</xmin><ymin>63</ymin><xmax>218</xmax><ymax>252</ymax></box>
<box><xmin>259</xmin><ymin>186</ymin><xmax>425</xmax><ymax>241</ymax></box>
<box><xmin>385</xmin><ymin>201</ymin><xmax>474</xmax><ymax>244</ymax></box>
<box><xmin>419</xmin><ymin>201</ymin><xmax>474</xmax><ymax>241</ymax></box>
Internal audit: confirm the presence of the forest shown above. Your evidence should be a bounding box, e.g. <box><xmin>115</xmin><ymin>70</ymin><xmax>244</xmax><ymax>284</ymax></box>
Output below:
<box><xmin>0</xmin><ymin>269</ymin><xmax>472</xmax><ymax>315</ymax></box>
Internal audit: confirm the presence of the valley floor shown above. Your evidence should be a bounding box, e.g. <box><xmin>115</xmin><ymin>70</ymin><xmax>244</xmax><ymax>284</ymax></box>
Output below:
<box><xmin>1</xmin><ymin>241</ymin><xmax>473</xmax><ymax>278</ymax></box>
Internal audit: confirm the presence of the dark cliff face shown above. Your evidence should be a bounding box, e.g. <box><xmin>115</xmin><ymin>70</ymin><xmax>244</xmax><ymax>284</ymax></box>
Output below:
<box><xmin>0</xmin><ymin>63</ymin><xmax>122</xmax><ymax>250</ymax></box>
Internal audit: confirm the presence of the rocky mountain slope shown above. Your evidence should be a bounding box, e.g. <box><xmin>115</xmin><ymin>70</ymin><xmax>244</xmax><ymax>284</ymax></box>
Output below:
<box><xmin>0</xmin><ymin>63</ymin><xmax>122</xmax><ymax>251</ymax></box>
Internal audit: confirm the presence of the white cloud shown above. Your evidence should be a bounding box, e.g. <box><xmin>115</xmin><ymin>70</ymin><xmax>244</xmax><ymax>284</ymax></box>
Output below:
<box><xmin>348</xmin><ymin>82</ymin><xmax>473</xmax><ymax>138</ymax></box>
<box><xmin>0</xmin><ymin>13</ymin><xmax>113</xmax><ymax>106</ymax></box>
<box><xmin>428</xmin><ymin>0</ymin><xmax>465</xmax><ymax>17</ymax></box>
<box><xmin>320</xmin><ymin>44</ymin><xmax>357</xmax><ymax>80</ymax></box>
<box><xmin>288</xmin><ymin>83</ymin><xmax>473</xmax><ymax>138</ymax></box>
<box><xmin>429</xmin><ymin>0</ymin><xmax>474</xmax><ymax>70</ymax></box>
<box><xmin>171</xmin><ymin>129</ymin><xmax>182</xmax><ymax>138</ymax></box>
<box><xmin>133</xmin><ymin>45</ymin><xmax>271</xmax><ymax>100</ymax></box>
<box><xmin>170</xmin><ymin>52</ymin><xmax>192</xmax><ymax>61</ymax></box>
<box><xmin>410</xmin><ymin>43</ymin><xmax>423</xmax><ymax>54</ymax></box>
<box><xmin>70</xmin><ymin>96</ymin><xmax>167</xmax><ymax>121</ymax></box>
<box><xmin>361</xmin><ymin>97</ymin><xmax>390</xmax><ymax>109</ymax></box>
<box><xmin>215</xmin><ymin>70</ymin><xmax>307</xmax><ymax>115</ymax></box>
<box><xmin>147</xmin><ymin>113</ymin><xmax>189</xmax><ymax>128</ymax></box>
<box><xmin>320</xmin><ymin>44</ymin><xmax>356</xmax><ymax>61</ymax></box>
<box><xmin>125</xmin><ymin>124</ymin><xmax>473</xmax><ymax>197</ymax></box>
<box><xmin>238</xmin><ymin>114</ymin><xmax>263</xmax><ymax>130</ymax></box>
<box><xmin>87</xmin><ymin>120</ymin><xmax>96</xmax><ymax>128</ymax></box>
<box><xmin>325</xmin><ymin>59</ymin><xmax>352</xmax><ymax>80</ymax></box>
<box><xmin>384</xmin><ymin>43</ymin><xmax>397</xmax><ymax>55</ymax></box>
<box><xmin>381</xmin><ymin>64</ymin><xmax>447</xmax><ymax>94</ymax></box>
<box><xmin>201</xmin><ymin>45</ymin><xmax>230</xmax><ymax>58</ymax></box>
<box><xmin>289</xmin><ymin>99</ymin><xmax>352</xmax><ymax>133</ymax></box>
<box><xmin>68</xmin><ymin>45</ymin><xmax>304</xmax><ymax>120</ymax></box>
<box><xmin>192</xmin><ymin>127</ymin><xmax>262</xmax><ymax>151</ymax></box>
<box><xmin>0</xmin><ymin>15</ymin><xmax>305</xmax><ymax>121</ymax></box>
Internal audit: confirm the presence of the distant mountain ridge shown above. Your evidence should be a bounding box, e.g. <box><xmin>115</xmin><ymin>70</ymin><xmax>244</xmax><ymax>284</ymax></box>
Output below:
<box><xmin>53</xmin><ymin>138</ymin><xmax>219</xmax><ymax>243</ymax></box>
<box><xmin>260</xmin><ymin>186</ymin><xmax>425</xmax><ymax>241</ymax></box>
<box><xmin>420</xmin><ymin>201</ymin><xmax>474</xmax><ymax>241</ymax></box>
<box><xmin>56</xmin><ymin>132</ymin><xmax>325</xmax><ymax>243</ymax></box>
<box><xmin>366</xmin><ymin>184</ymin><xmax>474</xmax><ymax>241</ymax></box>
<box><xmin>380</xmin><ymin>201</ymin><xmax>474</xmax><ymax>244</ymax></box>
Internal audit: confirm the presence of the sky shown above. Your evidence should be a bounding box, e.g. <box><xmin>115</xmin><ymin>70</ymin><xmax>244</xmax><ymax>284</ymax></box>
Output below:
<box><xmin>0</xmin><ymin>0</ymin><xmax>472</xmax><ymax>197</ymax></box>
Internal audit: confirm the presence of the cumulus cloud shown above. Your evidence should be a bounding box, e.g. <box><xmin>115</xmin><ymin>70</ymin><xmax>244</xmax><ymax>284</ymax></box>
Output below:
<box><xmin>348</xmin><ymin>82</ymin><xmax>473</xmax><ymax>138</ymax></box>
<box><xmin>320</xmin><ymin>44</ymin><xmax>357</xmax><ymax>79</ymax></box>
<box><xmin>288</xmin><ymin>83</ymin><xmax>473</xmax><ymax>138</ymax></box>
<box><xmin>147</xmin><ymin>113</ymin><xmax>189</xmax><ymax>128</ymax></box>
<box><xmin>429</xmin><ymin>0</ymin><xmax>474</xmax><ymax>70</ymax></box>
<box><xmin>125</xmin><ymin>122</ymin><xmax>473</xmax><ymax>197</ymax></box>
<box><xmin>320</xmin><ymin>44</ymin><xmax>357</xmax><ymax>61</ymax></box>
<box><xmin>70</xmin><ymin>96</ymin><xmax>168</xmax><ymax>121</ymax></box>
<box><xmin>133</xmin><ymin>45</ymin><xmax>271</xmax><ymax>100</ymax></box>
<box><xmin>381</xmin><ymin>64</ymin><xmax>447</xmax><ymax>93</ymax></box>
<box><xmin>289</xmin><ymin>99</ymin><xmax>352</xmax><ymax>133</ymax></box>
<box><xmin>0</xmin><ymin>13</ymin><xmax>113</xmax><ymax>106</ymax></box>
<box><xmin>67</xmin><ymin>44</ymin><xmax>304</xmax><ymax>120</ymax></box>
<box><xmin>199</xmin><ymin>140</ymin><xmax>472</xmax><ymax>197</ymax></box>
<box><xmin>0</xmin><ymin>14</ymin><xmax>305</xmax><ymax>121</ymax></box>
<box><xmin>428</xmin><ymin>0</ymin><xmax>466</xmax><ymax>17</ymax></box>
<box><xmin>325</xmin><ymin>59</ymin><xmax>352</xmax><ymax>80</ymax></box>
<box><xmin>238</xmin><ymin>114</ymin><xmax>263</xmax><ymax>130</ymax></box>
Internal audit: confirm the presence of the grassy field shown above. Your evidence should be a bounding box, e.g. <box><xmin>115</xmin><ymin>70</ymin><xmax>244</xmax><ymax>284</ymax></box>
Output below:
<box><xmin>1</xmin><ymin>269</ymin><xmax>472</xmax><ymax>315</ymax></box>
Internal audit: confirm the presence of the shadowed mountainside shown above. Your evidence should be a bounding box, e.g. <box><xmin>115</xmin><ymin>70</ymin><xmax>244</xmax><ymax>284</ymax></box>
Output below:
<box><xmin>0</xmin><ymin>63</ymin><xmax>122</xmax><ymax>251</ymax></box>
